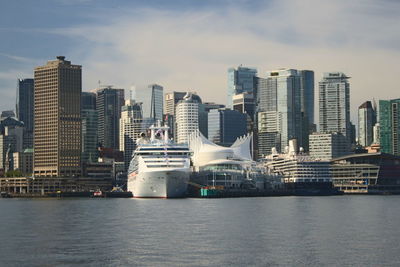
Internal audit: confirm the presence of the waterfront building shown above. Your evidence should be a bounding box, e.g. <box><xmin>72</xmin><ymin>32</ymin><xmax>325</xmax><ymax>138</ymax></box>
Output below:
<box><xmin>331</xmin><ymin>153</ymin><xmax>400</xmax><ymax>194</ymax></box>
<box><xmin>0</xmin><ymin>119</ymin><xmax>24</xmax><ymax>171</ymax></box>
<box><xmin>34</xmin><ymin>56</ymin><xmax>81</xmax><ymax>177</ymax></box>
<box><xmin>358</xmin><ymin>101</ymin><xmax>376</xmax><ymax>147</ymax></box>
<box><xmin>16</xmin><ymin>78</ymin><xmax>34</xmax><ymax>149</ymax></box>
<box><xmin>176</xmin><ymin>93</ymin><xmax>199</xmax><ymax>144</ymax></box>
<box><xmin>309</xmin><ymin>132</ymin><xmax>350</xmax><ymax>160</ymax></box>
<box><xmin>134</xmin><ymin>84</ymin><xmax>163</xmax><ymax>122</ymax></box>
<box><xmin>119</xmin><ymin>99</ymin><xmax>143</xmax><ymax>170</ymax></box>
<box><xmin>379</xmin><ymin>98</ymin><xmax>400</xmax><ymax>155</ymax></box>
<box><xmin>227</xmin><ymin>66</ymin><xmax>257</xmax><ymax>108</ymax></box>
<box><xmin>256</xmin><ymin>69</ymin><xmax>303</xmax><ymax>154</ymax></box>
<box><xmin>94</xmin><ymin>87</ymin><xmax>125</xmax><ymax>149</ymax></box>
<box><xmin>13</xmin><ymin>148</ymin><xmax>33</xmax><ymax>175</ymax></box>
<box><xmin>208</xmin><ymin>108</ymin><xmax>247</xmax><ymax>147</ymax></box>
<box><xmin>319</xmin><ymin>72</ymin><xmax>351</xmax><ymax>138</ymax></box>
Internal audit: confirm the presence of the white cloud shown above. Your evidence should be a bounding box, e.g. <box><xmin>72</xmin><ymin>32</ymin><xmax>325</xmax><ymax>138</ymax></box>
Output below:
<box><xmin>4</xmin><ymin>0</ymin><xmax>400</xmax><ymax>123</ymax></box>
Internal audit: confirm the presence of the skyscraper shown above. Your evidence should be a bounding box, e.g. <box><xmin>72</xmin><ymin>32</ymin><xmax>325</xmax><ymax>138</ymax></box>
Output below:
<box><xmin>33</xmin><ymin>56</ymin><xmax>81</xmax><ymax>177</ymax></box>
<box><xmin>164</xmin><ymin>91</ymin><xmax>203</xmax><ymax>139</ymax></box>
<box><xmin>0</xmin><ymin>118</ymin><xmax>24</xmax><ymax>171</ymax></box>
<box><xmin>227</xmin><ymin>66</ymin><xmax>257</xmax><ymax>108</ymax></box>
<box><xmin>176</xmin><ymin>93</ymin><xmax>199</xmax><ymax>144</ymax></box>
<box><xmin>94</xmin><ymin>87</ymin><xmax>125</xmax><ymax>149</ymax></box>
<box><xmin>256</xmin><ymin>69</ymin><xmax>303</xmax><ymax>155</ymax></box>
<box><xmin>358</xmin><ymin>101</ymin><xmax>376</xmax><ymax>147</ymax></box>
<box><xmin>16</xmin><ymin>78</ymin><xmax>34</xmax><ymax>149</ymax></box>
<box><xmin>120</xmin><ymin>99</ymin><xmax>143</xmax><ymax>170</ymax></box>
<box><xmin>379</xmin><ymin>99</ymin><xmax>400</xmax><ymax>155</ymax></box>
<box><xmin>134</xmin><ymin>84</ymin><xmax>163</xmax><ymax>122</ymax></box>
<box><xmin>81</xmin><ymin>92</ymin><xmax>98</xmax><ymax>163</ymax></box>
<box><xmin>319</xmin><ymin>72</ymin><xmax>351</xmax><ymax>138</ymax></box>
<box><xmin>208</xmin><ymin>108</ymin><xmax>247</xmax><ymax>147</ymax></box>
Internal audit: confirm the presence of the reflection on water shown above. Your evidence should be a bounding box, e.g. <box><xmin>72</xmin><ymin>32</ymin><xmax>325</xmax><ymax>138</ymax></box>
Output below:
<box><xmin>1</xmin><ymin>196</ymin><xmax>400</xmax><ymax>266</ymax></box>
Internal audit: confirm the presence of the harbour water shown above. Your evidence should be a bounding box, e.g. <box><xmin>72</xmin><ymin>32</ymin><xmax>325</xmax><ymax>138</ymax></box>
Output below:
<box><xmin>1</xmin><ymin>196</ymin><xmax>400</xmax><ymax>266</ymax></box>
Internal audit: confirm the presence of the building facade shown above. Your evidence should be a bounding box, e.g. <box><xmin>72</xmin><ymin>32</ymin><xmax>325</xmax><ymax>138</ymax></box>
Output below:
<box><xmin>358</xmin><ymin>101</ymin><xmax>376</xmax><ymax>147</ymax></box>
<box><xmin>134</xmin><ymin>84</ymin><xmax>163</xmax><ymax>122</ymax></box>
<box><xmin>94</xmin><ymin>87</ymin><xmax>125</xmax><ymax>149</ymax></box>
<box><xmin>208</xmin><ymin>108</ymin><xmax>247</xmax><ymax>147</ymax></box>
<box><xmin>309</xmin><ymin>132</ymin><xmax>350</xmax><ymax>160</ymax></box>
<box><xmin>256</xmin><ymin>69</ymin><xmax>303</xmax><ymax>155</ymax></box>
<box><xmin>319</xmin><ymin>72</ymin><xmax>351</xmax><ymax>138</ymax></box>
<box><xmin>119</xmin><ymin>100</ymin><xmax>143</xmax><ymax>170</ymax></box>
<box><xmin>176</xmin><ymin>93</ymin><xmax>199</xmax><ymax>144</ymax></box>
<box><xmin>33</xmin><ymin>56</ymin><xmax>81</xmax><ymax>177</ymax></box>
<box><xmin>379</xmin><ymin>99</ymin><xmax>400</xmax><ymax>155</ymax></box>
<box><xmin>0</xmin><ymin>119</ymin><xmax>24</xmax><ymax>171</ymax></box>
<box><xmin>227</xmin><ymin>66</ymin><xmax>257</xmax><ymax>108</ymax></box>
<box><xmin>16</xmin><ymin>78</ymin><xmax>34</xmax><ymax>149</ymax></box>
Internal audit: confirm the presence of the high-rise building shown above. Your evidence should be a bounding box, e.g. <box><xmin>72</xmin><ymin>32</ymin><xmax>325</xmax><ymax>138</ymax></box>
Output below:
<box><xmin>164</xmin><ymin>91</ymin><xmax>203</xmax><ymax>139</ymax></box>
<box><xmin>232</xmin><ymin>92</ymin><xmax>255</xmax><ymax>121</ymax></box>
<box><xmin>34</xmin><ymin>56</ymin><xmax>81</xmax><ymax>177</ymax></box>
<box><xmin>164</xmin><ymin>91</ymin><xmax>187</xmax><ymax>116</ymax></box>
<box><xmin>309</xmin><ymin>132</ymin><xmax>350</xmax><ymax>160</ymax></box>
<box><xmin>176</xmin><ymin>93</ymin><xmax>199</xmax><ymax>144</ymax></box>
<box><xmin>298</xmin><ymin>70</ymin><xmax>315</xmax><ymax>150</ymax></box>
<box><xmin>120</xmin><ymin>99</ymin><xmax>143</xmax><ymax>170</ymax></box>
<box><xmin>134</xmin><ymin>84</ymin><xmax>163</xmax><ymax>122</ymax></box>
<box><xmin>358</xmin><ymin>101</ymin><xmax>376</xmax><ymax>147</ymax></box>
<box><xmin>208</xmin><ymin>108</ymin><xmax>247</xmax><ymax>147</ymax></box>
<box><xmin>256</xmin><ymin>69</ymin><xmax>303</xmax><ymax>154</ymax></box>
<box><xmin>379</xmin><ymin>99</ymin><xmax>400</xmax><ymax>155</ymax></box>
<box><xmin>81</xmin><ymin>92</ymin><xmax>98</xmax><ymax>164</ymax></box>
<box><xmin>94</xmin><ymin>87</ymin><xmax>125</xmax><ymax>149</ymax></box>
<box><xmin>81</xmin><ymin>91</ymin><xmax>96</xmax><ymax>110</ymax></box>
<box><xmin>16</xmin><ymin>78</ymin><xmax>34</xmax><ymax>149</ymax></box>
<box><xmin>0</xmin><ymin>118</ymin><xmax>24</xmax><ymax>171</ymax></box>
<box><xmin>227</xmin><ymin>66</ymin><xmax>257</xmax><ymax>108</ymax></box>
<box><xmin>373</xmin><ymin>123</ymin><xmax>380</xmax><ymax>145</ymax></box>
<box><xmin>319</xmin><ymin>72</ymin><xmax>351</xmax><ymax>138</ymax></box>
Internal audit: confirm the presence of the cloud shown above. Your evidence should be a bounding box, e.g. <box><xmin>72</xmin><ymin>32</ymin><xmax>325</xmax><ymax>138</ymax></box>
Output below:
<box><xmin>1</xmin><ymin>0</ymin><xmax>400</xmax><ymax>124</ymax></box>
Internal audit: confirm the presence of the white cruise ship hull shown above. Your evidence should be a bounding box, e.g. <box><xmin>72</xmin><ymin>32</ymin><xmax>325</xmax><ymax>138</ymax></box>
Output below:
<box><xmin>128</xmin><ymin>169</ymin><xmax>190</xmax><ymax>198</ymax></box>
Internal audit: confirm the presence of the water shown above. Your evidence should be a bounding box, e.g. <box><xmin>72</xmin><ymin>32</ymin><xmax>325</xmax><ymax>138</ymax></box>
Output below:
<box><xmin>1</xmin><ymin>196</ymin><xmax>400</xmax><ymax>266</ymax></box>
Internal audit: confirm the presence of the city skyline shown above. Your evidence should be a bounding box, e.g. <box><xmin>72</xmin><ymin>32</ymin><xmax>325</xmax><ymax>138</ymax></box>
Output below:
<box><xmin>0</xmin><ymin>0</ymin><xmax>399</xmax><ymax>125</ymax></box>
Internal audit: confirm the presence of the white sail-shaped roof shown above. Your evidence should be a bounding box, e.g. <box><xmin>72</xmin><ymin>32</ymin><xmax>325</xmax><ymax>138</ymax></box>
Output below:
<box><xmin>188</xmin><ymin>130</ymin><xmax>253</xmax><ymax>169</ymax></box>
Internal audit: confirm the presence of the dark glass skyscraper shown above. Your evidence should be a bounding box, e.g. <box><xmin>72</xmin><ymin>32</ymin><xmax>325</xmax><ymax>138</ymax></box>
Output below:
<box><xmin>227</xmin><ymin>66</ymin><xmax>257</xmax><ymax>108</ymax></box>
<box><xmin>81</xmin><ymin>92</ymin><xmax>98</xmax><ymax>163</ymax></box>
<box><xmin>208</xmin><ymin>109</ymin><xmax>247</xmax><ymax>147</ymax></box>
<box><xmin>358</xmin><ymin>101</ymin><xmax>376</xmax><ymax>147</ymax></box>
<box><xmin>16</xmin><ymin>78</ymin><xmax>34</xmax><ymax>149</ymax></box>
<box><xmin>95</xmin><ymin>87</ymin><xmax>125</xmax><ymax>150</ymax></box>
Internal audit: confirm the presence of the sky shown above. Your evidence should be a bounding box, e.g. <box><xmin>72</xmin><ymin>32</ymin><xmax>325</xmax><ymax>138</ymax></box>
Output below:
<box><xmin>1</xmin><ymin>0</ymin><xmax>399</xmax><ymax>124</ymax></box>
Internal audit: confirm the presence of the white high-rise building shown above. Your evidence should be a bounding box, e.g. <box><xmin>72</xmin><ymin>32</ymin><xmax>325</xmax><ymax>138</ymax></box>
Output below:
<box><xmin>319</xmin><ymin>72</ymin><xmax>351</xmax><ymax>138</ymax></box>
<box><xmin>176</xmin><ymin>93</ymin><xmax>199</xmax><ymax>144</ymax></box>
<box><xmin>120</xmin><ymin>99</ymin><xmax>143</xmax><ymax>169</ymax></box>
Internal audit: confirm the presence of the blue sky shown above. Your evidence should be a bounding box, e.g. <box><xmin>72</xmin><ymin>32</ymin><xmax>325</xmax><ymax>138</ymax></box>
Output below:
<box><xmin>1</xmin><ymin>0</ymin><xmax>399</xmax><ymax>123</ymax></box>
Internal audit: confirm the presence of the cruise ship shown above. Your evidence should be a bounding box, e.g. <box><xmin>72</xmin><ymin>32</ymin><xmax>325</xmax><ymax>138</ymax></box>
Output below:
<box><xmin>265</xmin><ymin>140</ymin><xmax>340</xmax><ymax>195</ymax></box>
<box><xmin>127</xmin><ymin>123</ymin><xmax>191</xmax><ymax>198</ymax></box>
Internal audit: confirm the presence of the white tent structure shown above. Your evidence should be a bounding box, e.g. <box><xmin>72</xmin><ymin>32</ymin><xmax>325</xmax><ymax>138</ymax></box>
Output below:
<box><xmin>188</xmin><ymin>130</ymin><xmax>253</xmax><ymax>170</ymax></box>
